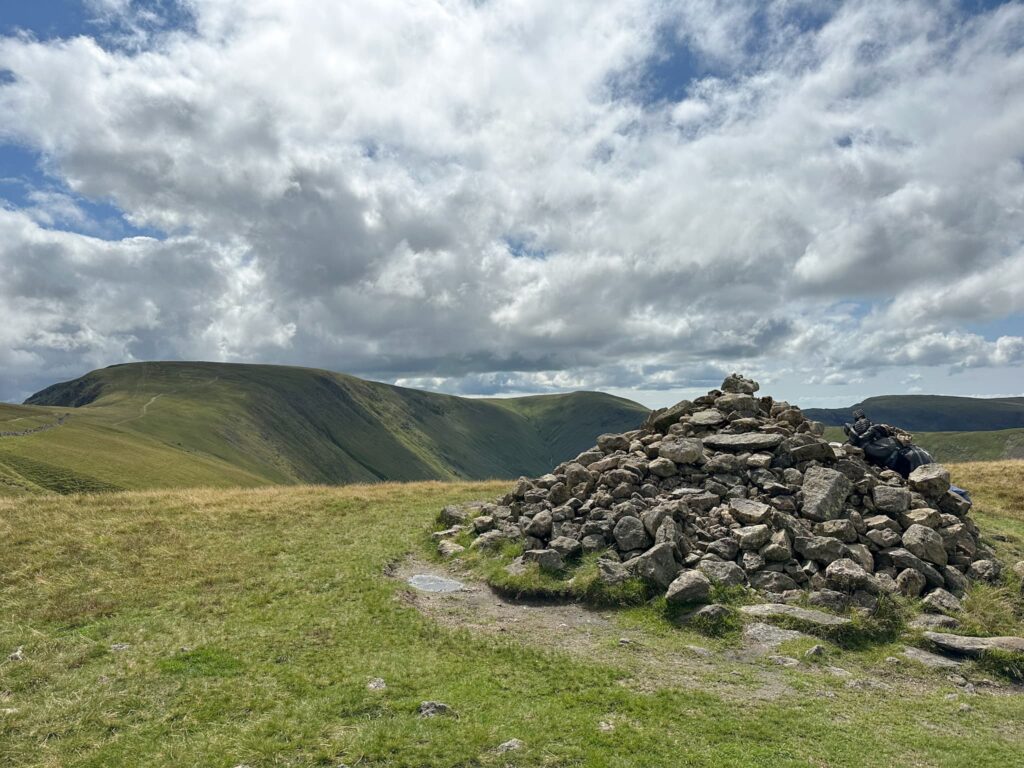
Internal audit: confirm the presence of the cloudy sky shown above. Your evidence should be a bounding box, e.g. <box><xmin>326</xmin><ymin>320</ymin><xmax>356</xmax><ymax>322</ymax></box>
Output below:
<box><xmin>1</xmin><ymin>0</ymin><xmax>1022</xmax><ymax>408</ymax></box>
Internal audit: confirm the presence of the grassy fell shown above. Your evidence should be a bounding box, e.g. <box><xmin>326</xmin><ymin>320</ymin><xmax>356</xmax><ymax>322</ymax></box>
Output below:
<box><xmin>2</xmin><ymin>467</ymin><xmax>1024</xmax><ymax>765</ymax></box>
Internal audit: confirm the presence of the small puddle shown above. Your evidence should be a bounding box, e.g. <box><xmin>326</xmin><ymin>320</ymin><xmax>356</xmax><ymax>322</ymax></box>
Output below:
<box><xmin>408</xmin><ymin>574</ymin><xmax>466</xmax><ymax>593</ymax></box>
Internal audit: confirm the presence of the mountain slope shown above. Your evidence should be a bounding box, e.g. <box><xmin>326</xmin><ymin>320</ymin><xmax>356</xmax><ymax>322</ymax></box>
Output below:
<box><xmin>805</xmin><ymin>394</ymin><xmax>1024</xmax><ymax>432</ymax></box>
<box><xmin>2</xmin><ymin>362</ymin><xmax>647</xmax><ymax>493</ymax></box>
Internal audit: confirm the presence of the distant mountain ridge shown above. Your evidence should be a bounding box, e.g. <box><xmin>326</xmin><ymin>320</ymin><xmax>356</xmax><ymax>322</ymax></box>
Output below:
<box><xmin>805</xmin><ymin>394</ymin><xmax>1024</xmax><ymax>432</ymax></box>
<box><xmin>1</xmin><ymin>361</ymin><xmax>648</xmax><ymax>494</ymax></box>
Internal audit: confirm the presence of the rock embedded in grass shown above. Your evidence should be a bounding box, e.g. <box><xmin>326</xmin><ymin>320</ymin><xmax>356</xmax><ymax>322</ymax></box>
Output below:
<box><xmin>450</xmin><ymin>373</ymin><xmax>999</xmax><ymax>612</ymax></box>
<box><xmin>418</xmin><ymin>701</ymin><xmax>455</xmax><ymax>718</ymax></box>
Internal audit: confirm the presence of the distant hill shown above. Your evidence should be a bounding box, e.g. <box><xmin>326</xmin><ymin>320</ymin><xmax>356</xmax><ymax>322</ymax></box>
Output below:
<box><xmin>1</xmin><ymin>362</ymin><xmax>647</xmax><ymax>494</ymax></box>
<box><xmin>805</xmin><ymin>395</ymin><xmax>1024</xmax><ymax>432</ymax></box>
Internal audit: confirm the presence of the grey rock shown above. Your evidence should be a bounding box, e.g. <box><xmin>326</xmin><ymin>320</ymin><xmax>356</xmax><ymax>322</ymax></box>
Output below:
<box><xmin>525</xmin><ymin>510</ymin><xmax>553</xmax><ymax>538</ymax></box>
<box><xmin>749</xmin><ymin>571</ymin><xmax>800</xmax><ymax>593</ymax></box>
<box><xmin>597</xmin><ymin>433</ymin><xmax>631</xmax><ymax>453</ymax></box>
<box><xmin>814</xmin><ymin>519</ymin><xmax>858</xmax><ymax>543</ymax></box>
<box><xmin>598</xmin><ymin>558</ymin><xmax>630</xmax><ymax>586</ymax></box>
<box><xmin>923</xmin><ymin>631</ymin><xmax>1024</xmax><ymax>658</ymax></box>
<box><xmin>801</xmin><ymin>467</ymin><xmax>852</xmax><ymax>522</ymax></box>
<box><xmin>630</xmin><ymin>543</ymin><xmax>680</xmax><ymax>589</ymax></box>
<box><xmin>735</xmin><ymin>524</ymin><xmax>772</xmax><ymax>551</ymax></box>
<box><xmin>902</xmin><ymin>646</ymin><xmax>962</xmax><ymax>669</ymax></box>
<box><xmin>904</xmin><ymin>508</ymin><xmax>941</xmax><ymax>528</ymax></box>
<box><xmin>548</xmin><ymin>536</ymin><xmax>582</xmax><ymax>559</ymax></box>
<box><xmin>367</xmin><ymin>677</ymin><xmax>387</xmax><ymax>691</ymax></box>
<box><xmin>471</xmin><ymin>529</ymin><xmax>508</xmax><ymax>550</ymax></box>
<box><xmin>720</xmin><ymin>373</ymin><xmax>759</xmax><ymax>394</ymax></box>
<box><xmin>437</xmin><ymin>540</ymin><xmax>465</xmax><ymax>558</ymax></box>
<box><xmin>697</xmin><ymin>559</ymin><xmax>747</xmax><ymax>586</ymax></box>
<box><xmin>743</xmin><ymin>621</ymin><xmax>810</xmax><ymax>648</ymax></box>
<box><xmin>522</xmin><ymin>549</ymin><xmax>564</xmax><ymax>572</ymax></box>
<box><xmin>666</xmin><ymin>570</ymin><xmax>712</xmax><ymax>605</ymax></box>
<box><xmin>807</xmin><ymin>589</ymin><xmax>848</xmax><ymax>613</ymax></box>
<box><xmin>703</xmin><ymin>433</ymin><xmax>785</xmax><ymax>452</ymax></box>
<box><xmin>739</xmin><ymin>603</ymin><xmax>851</xmax><ymax>628</ymax></box>
<box><xmin>872</xmin><ymin>485</ymin><xmax>910</xmax><ymax>514</ymax></box>
<box><xmin>896</xmin><ymin>568</ymin><xmax>927</xmax><ymax>597</ymax></box>
<box><xmin>690</xmin><ymin>408</ymin><xmax>725</xmax><ymax>426</ymax></box>
<box><xmin>903</xmin><ymin>524</ymin><xmax>948</xmax><ymax>566</ymax></box>
<box><xmin>613</xmin><ymin>516</ymin><xmax>651</xmax><ymax>551</ymax></box>
<box><xmin>659</xmin><ymin>438</ymin><xmax>704</xmax><ymax>464</ymax></box>
<box><xmin>495</xmin><ymin>739</ymin><xmax>525</xmax><ymax>754</ymax></box>
<box><xmin>418</xmin><ymin>701</ymin><xmax>455</xmax><ymax>718</ymax></box>
<box><xmin>688</xmin><ymin>603</ymin><xmax>733</xmax><ymax>622</ymax></box>
<box><xmin>794</xmin><ymin>535</ymin><xmax>848</xmax><ymax>564</ymax></box>
<box><xmin>825</xmin><ymin>558</ymin><xmax>870</xmax><ymax>592</ymax></box>
<box><xmin>908</xmin><ymin>464</ymin><xmax>952</xmax><ymax>499</ymax></box>
<box><xmin>942</xmin><ymin>565</ymin><xmax>969</xmax><ymax>597</ymax></box>
<box><xmin>922</xmin><ymin>588</ymin><xmax>961</xmax><ymax>615</ymax></box>
<box><xmin>866</xmin><ymin>528</ymin><xmax>901</xmax><ymax>549</ymax></box>
<box><xmin>760</xmin><ymin>530</ymin><xmax>792</xmax><ymax>562</ymax></box>
<box><xmin>647</xmin><ymin>457</ymin><xmax>678</xmax><ymax>478</ymax></box>
<box><xmin>440</xmin><ymin>504</ymin><xmax>471</xmax><ymax>525</ymax></box>
<box><xmin>729</xmin><ymin>498</ymin><xmax>772</xmax><ymax>525</ymax></box>
<box><xmin>967</xmin><ymin>559</ymin><xmax>1001</xmax><ymax>583</ymax></box>
<box><xmin>707</xmin><ymin>537</ymin><xmax>740</xmax><ymax>561</ymax></box>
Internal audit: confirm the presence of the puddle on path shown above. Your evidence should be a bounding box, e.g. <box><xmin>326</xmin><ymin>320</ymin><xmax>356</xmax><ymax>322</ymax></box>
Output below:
<box><xmin>408</xmin><ymin>574</ymin><xmax>466</xmax><ymax>593</ymax></box>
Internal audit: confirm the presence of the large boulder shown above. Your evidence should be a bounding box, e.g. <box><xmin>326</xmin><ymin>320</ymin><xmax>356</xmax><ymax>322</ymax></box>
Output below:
<box><xmin>613</xmin><ymin>516</ymin><xmax>651</xmax><ymax>551</ymax></box>
<box><xmin>902</xmin><ymin>524</ymin><xmax>948</xmax><ymax>566</ymax></box>
<box><xmin>659</xmin><ymin>438</ymin><xmax>704</xmax><ymax>464</ymax></box>
<box><xmin>666</xmin><ymin>571</ymin><xmax>712</xmax><ymax>605</ymax></box>
<box><xmin>697</xmin><ymin>559</ymin><xmax>747</xmax><ymax>587</ymax></box>
<box><xmin>629</xmin><ymin>543</ymin><xmax>680</xmax><ymax>589</ymax></box>
<box><xmin>908</xmin><ymin>464</ymin><xmax>951</xmax><ymax>499</ymax></box>
<box><xmin>801</xmin><ymin>467</ymin><xmax>852</xmax><ymax>522</ymax></box>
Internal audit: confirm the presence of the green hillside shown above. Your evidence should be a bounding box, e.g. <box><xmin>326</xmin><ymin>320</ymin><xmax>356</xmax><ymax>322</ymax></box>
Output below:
<box><xmin>0</xmin><ymin>362</ymin><xmax>647</xmax><ymax>494</ymax></box>
<box><xmin>806</xmin><ymin>394</ymin><xmax>1024</xmax><ymax>432</ymax></box>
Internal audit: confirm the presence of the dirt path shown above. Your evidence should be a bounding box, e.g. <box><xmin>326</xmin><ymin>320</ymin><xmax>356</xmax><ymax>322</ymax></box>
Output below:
<box><xmin>113</xmin><ymin>394</ymin><xmax>163</xmax><ymax>426</ymax></box>
<box><xmin>392</xmin><ymin>558</ymin><xmax>1022</xmax><ymax>704</ymax></box>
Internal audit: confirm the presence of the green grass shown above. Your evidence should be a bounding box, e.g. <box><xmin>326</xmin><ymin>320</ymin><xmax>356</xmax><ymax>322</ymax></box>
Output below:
<box><xmin>1</xmin><ymin>361</ymin><xmax>648</xmax><ymax>495</ymax></box>
<box><xmin>2</xmin><ymin>472</ymin><xmax>1024</xmax><ymax>766</ymax></box>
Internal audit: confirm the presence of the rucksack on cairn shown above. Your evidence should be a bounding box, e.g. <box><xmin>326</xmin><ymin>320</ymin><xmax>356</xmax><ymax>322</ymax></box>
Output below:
<box><xmin>445</xmin><ymin>374</ymin><xmax>1001</xmax><ymax>612</ymax></box>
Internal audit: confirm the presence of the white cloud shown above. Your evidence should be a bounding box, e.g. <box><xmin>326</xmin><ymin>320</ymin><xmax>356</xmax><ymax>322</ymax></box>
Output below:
<box><xmin>0</xmin><ymin>0</ymin><xmax>1022</xmax><ymax>404</ymax></box>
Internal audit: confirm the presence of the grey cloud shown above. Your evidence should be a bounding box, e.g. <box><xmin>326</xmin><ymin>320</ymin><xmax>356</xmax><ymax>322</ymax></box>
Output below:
<box><xmin>0</xmin><ymin>0</ymin><xmax>1022</xmax><ymax>405</ymax></box>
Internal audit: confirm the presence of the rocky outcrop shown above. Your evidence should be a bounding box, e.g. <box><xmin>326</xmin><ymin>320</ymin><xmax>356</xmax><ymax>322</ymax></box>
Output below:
<box><xmin>445</xmin><ymin>374</ymin><xmax>998</xmax><ymax>610</ymax></box>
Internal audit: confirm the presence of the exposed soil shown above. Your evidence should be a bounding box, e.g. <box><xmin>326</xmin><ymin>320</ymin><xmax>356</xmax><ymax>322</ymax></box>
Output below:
<box><xmin>391</xmin><ymin>557</ymin><xmax>1024</xmax><ymax>704</ymax></box>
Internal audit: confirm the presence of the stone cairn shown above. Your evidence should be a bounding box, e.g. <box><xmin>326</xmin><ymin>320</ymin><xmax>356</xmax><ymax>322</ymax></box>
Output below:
<box><xmin>440</xmin><ymin>374</ymin><xmax>1003</xmax><ymax>614</ymax></box>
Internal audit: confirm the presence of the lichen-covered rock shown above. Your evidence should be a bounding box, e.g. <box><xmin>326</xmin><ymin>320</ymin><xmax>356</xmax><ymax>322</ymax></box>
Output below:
<box><xmin>908</xmin><ymin>464</ymin><xmax>951</xmax><ymax>499</ymax></box>
<box><xmin>666</xmin><ymin>571</ymin><xmax>712</xmax><ymax>605</ymax></box>
<box><xmin>629</xmin><ymin>543</ymin><xmax>680</xmax><ymax>589</ymax></box>
<box><xmin>613</xmin><ymin>516</ymin><xmax>651</xmax><ymax>552</ymax></box>
<box><xmin>801</xmin><ymin>467</ymin><xmax>852</xmax><ymax>522</ymax></box>
<box><xmin>697</xmin><ymin>559</ymin><xmax>747</xmax><ymax>587</ymax></box>
<box><xmin>902</xmin><ymin>524</ymin><xmax>948</xmax><ymax>566</ymax></box>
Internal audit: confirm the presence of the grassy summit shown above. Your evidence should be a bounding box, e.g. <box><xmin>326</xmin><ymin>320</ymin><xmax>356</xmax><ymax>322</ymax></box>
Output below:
<box><xmin>0</xmin><ymin>464</ymin><xmax>1022</xmax><ymax>767</ymax></box>
<box><xmin>0</xmin><ymin>361</ymin><xmax>648</xmax><ymax>494</ymax></box>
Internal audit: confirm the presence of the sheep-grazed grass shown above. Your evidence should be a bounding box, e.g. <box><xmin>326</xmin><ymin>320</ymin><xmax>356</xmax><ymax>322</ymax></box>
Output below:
<box><xmin>1</xmin><ymin>472</ymin><xmax>1023</xmax><ymax>767</ymax></box>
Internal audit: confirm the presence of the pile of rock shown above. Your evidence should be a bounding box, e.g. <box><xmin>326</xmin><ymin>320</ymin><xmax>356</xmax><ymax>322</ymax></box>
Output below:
<box><xmin>441</xmin><ymin>374</ymin><xmax>1003</xmax><ymax>613</ymax></box>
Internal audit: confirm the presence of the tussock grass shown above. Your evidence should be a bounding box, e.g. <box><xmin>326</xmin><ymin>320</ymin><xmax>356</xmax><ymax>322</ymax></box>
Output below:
<box><xmin>3</xmin><ymin>475</ymin><xmax>1024</xmax><ymax>766</ymax></box>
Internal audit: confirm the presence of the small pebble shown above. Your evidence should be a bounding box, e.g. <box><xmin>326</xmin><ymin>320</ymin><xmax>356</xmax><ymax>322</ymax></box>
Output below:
<box><xmin>804</xmin><ymin>644</ymin><xmax>826</xmax><ymax>658</ymax></box>
<box><xmin>110</xmin><ymin>643</ymin><xmax>131</xmax><ymax>652</ymax></box>
<box><xmin>418</xmin><ymin>701</ymin><xmax>454</xmax><ymax>718</ymax></box>
<box><xmin>7</xmin><ymin>647</ymin><xmax>24</xmax><ymax>662</ymax></box>
<box><xmin>367</xmin><ymin>677</ymin><xmax>386</xmax><ymax>691</ymax></box>
<box><xmin>618</xmin><ymin>637</ymin><xmax>632</xmax><ymax>646</ymax></box>
<box><xmin>959</xmin><ymin>703</ymin><xmax>974</xmax><ymax>713</ymax></box>
<box><xmin>598</xmin><ymin>721</ymin><xmax>615</xmax><ymax>732</ymax></box>
<box><xmin>885</xmin><ymin>656</ymin><xmax>901</xmax><ymax>665</ymax></box>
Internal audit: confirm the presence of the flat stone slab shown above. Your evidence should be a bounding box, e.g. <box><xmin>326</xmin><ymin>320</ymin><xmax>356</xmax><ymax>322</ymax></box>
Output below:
<box><xmin>408</xmin><ymin>574</ymin><xmax>466</xmax><ymax>593</ymax></box>
<box><xmin>923</xmin><ymin>631</ymin><xmax>1024</xmax><ymax>658</ymax></box>
<box><xmin>743</xmin><ymin>621</ymin><xmax>810</xmax><ymax>648</ymax></box>
<box><xmin>702</xmin><ymin>433</ymin><xmax>785</xmax><ymax>452</ymax></box>
<box><xmin>740</xmin><ymin>603</ymin><xmax>851</xmax><ymax>628</ymax></box>
<box><xmin>902</xmin><ymin>646</ymin><xmax>963</xmax><ymax>669</ymax></box>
